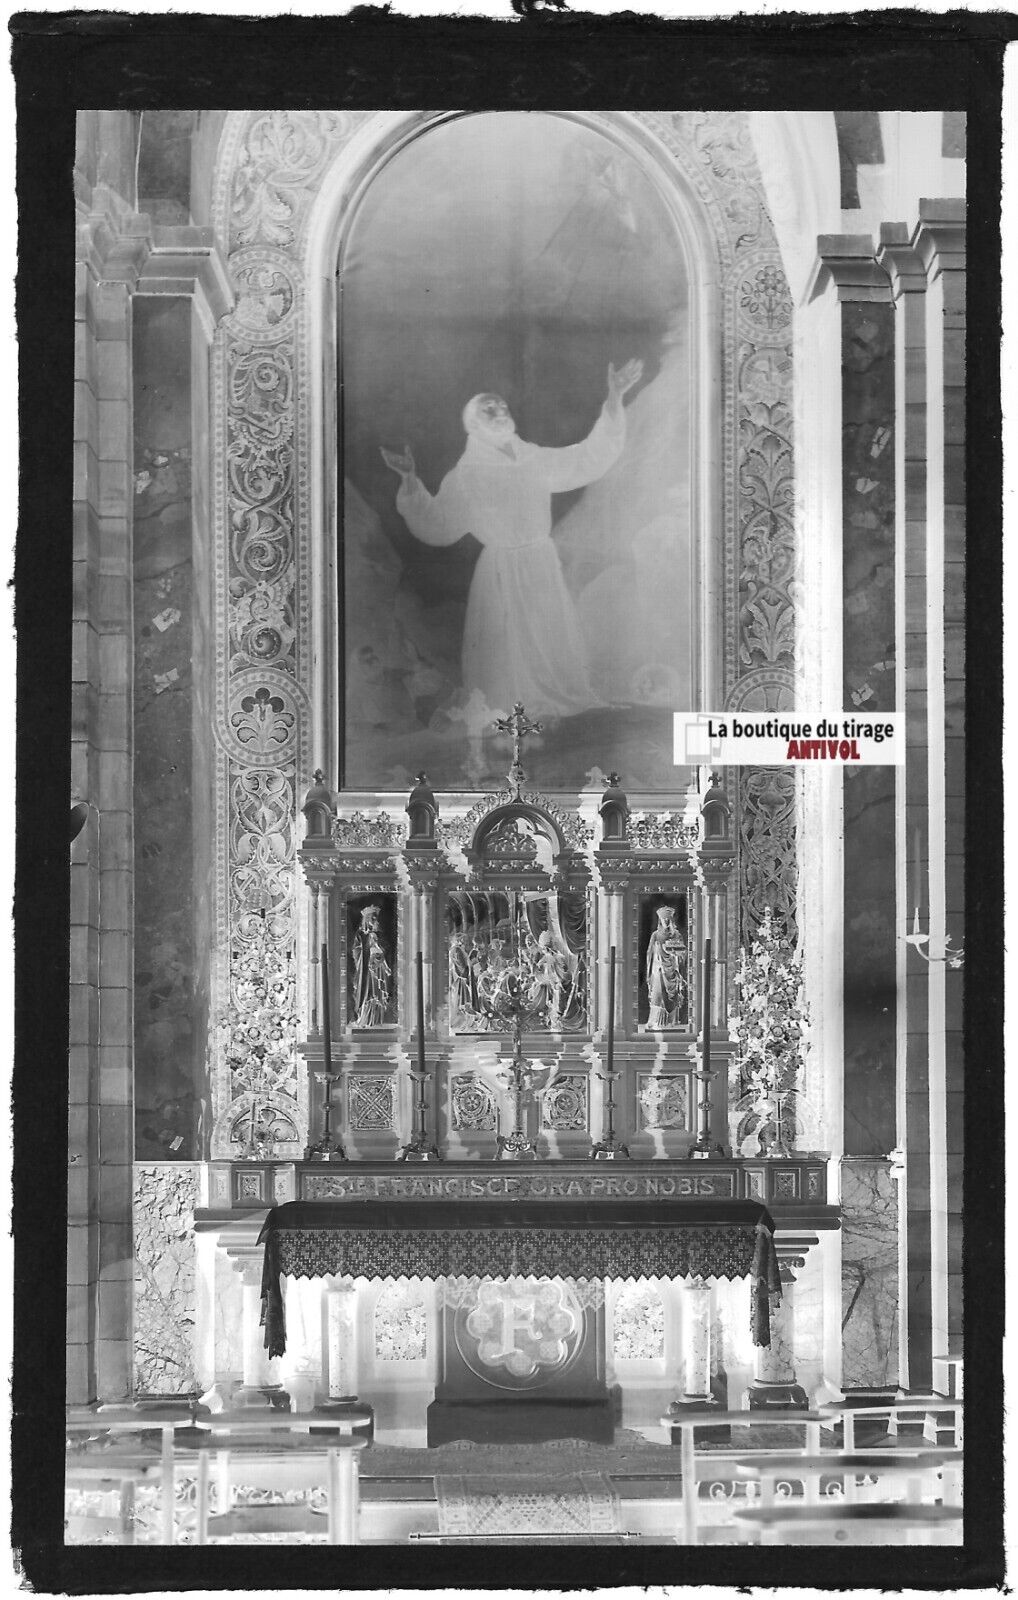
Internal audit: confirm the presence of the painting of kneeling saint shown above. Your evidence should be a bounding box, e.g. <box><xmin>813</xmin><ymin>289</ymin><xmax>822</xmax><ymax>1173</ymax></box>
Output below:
<box><xmin>341</xmin><ymin>111</ymin><xmax>695</xmax><ymax>792</ymax></box>
<box><xmin>446</xmin><ymin>889</ymin><xmax>587</xmax><ymax>1034</ymax></box>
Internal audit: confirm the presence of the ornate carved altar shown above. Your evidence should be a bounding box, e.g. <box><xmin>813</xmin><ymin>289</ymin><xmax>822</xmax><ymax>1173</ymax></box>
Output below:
<box><xmin>298</xmin><ymin>753</ymin><xmax>737</xmax><ymax>1162</ymax></box>
<box><xmin>192</xmin><ymin>737</ymin><xmax>838</xmax><ymax>1433</ymax></box>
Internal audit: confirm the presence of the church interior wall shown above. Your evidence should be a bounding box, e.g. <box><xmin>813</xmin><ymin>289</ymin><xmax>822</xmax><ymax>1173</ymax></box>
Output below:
<box><xmin>66</xmin><ymin>108</ymin><xmax>965</xmax><ymax>1425</ymax></box>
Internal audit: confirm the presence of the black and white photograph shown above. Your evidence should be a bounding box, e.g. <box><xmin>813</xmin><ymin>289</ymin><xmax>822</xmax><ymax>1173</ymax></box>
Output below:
<box><xmin>11</xmin><ymin>10</ymin><xmax>1005</xmax><ymax>1592</ymax></box>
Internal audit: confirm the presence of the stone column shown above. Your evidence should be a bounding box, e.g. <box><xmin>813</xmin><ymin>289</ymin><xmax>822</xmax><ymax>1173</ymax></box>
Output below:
<box><xmin>912</xmin><ymin>201</ymin><xmax>965</xmax><ymax>1384</ymax></box>
<box><xmin>225</xmin><ymin>1254</ymin><xmax>279</xmax><ymax>1402</ymax></box>
<box><xmin>131</xmin><ymin>230</ymin><xmax>232</xmax><ymax>1169</ymax></box>
<box><xmin>794</xmin><ymin>273</ymin><xmax>847</xmax><ymax>1204</ymax></box>
<box><xmin>677</xmin><ymin>1278</ymin><xmax>714</xmax><ymax>1403</ymax></box>
<box><xmin>807</xmin><ymin>239</ymin><xmax>900</xmax><ymax>1403</ymax></box>
<box><xmin>70</xmin><ymin>136</ymin><xmax>154</xmax><ymax>1404</ymax></box>
<box><xmin>877</xmin><ymin>225</ymin><xmax>929</xmax><ymax>1395</ymax></box>
<box><xmin>749</xmin><ymin>1246</ymin><xmax>809</xmax><ymax>1408</ymax></box>
<box><xmin>323</xmin><ymin>1281</ymin><xmax>360</xmax><ymax>1399</ymax></box>
<box><xmin>240</xmin><ymin>1277</ymin><xmax>269</xmax><ymax>1392</ymax></box>
<box><xmin>876</xmin><ymin>201</ymin><xmax>965</xmax><ymax>1391</ymax></box>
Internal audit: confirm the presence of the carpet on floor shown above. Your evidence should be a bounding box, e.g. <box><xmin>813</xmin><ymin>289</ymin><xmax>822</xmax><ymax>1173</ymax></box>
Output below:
<box><xmin>435</xmin><ymin>1471</ymin><xmax>621</xmax><ymax>1537</ymax></box>
<box><xmin>359</xmin><ymin>1425</ymin><xmax>841</xmax><ymax>1481</ymax></box>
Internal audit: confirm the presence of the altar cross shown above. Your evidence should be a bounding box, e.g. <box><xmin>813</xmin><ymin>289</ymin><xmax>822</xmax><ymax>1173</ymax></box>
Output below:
<box><xmin>494</xmin><ymin>701</ymin><xmax>543</xmax><ymax>795</ymax></box>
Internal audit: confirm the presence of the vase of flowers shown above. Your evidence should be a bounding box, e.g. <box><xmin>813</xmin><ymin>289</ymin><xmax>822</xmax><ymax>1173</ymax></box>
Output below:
<box><xmin>730</xmin><ymin>907</ymin><xmax>810</xmax><ymax>1158</ymax></box>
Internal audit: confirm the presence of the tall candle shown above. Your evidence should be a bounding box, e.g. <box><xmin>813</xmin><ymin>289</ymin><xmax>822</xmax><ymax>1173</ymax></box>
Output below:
<box><xmin>416</xmin><ymin>948</ymin><xmax>426</xmax><ymax>1076</ymax></box>
<box><xmin>912</xmin><ymin>826</ymin><xmax>921</xmax><ymax>915</ymax></box>
<box><xmin>702</xmin><ymin>938</ymin><xmax>712</xmax><ymax>1079</ymax></box>
<box><xmin>321</xmin><ymin>942</ymin><xmax>333</xmax><ymax>1075</ymax></box>
<box><xmin>607</xmin><ymin>945</ymin><xmax>616</xmax><ymax>1075</ymax></box>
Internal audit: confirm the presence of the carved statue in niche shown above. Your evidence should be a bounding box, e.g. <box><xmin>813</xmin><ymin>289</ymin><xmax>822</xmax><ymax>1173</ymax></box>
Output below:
<box><xmin>347</xmin><ymin>895</ymin><xmax>396</xmax><ymax>1027</ymax></box>
<box><xmin>446</xmin><ymin>889</ymin><xmax>586</xmax><ymax>1033</ymax></box>
<box><xmin>639</xmin><ymin>895</ymin><xmax>689</xmax><ymax>1030</ymax></box>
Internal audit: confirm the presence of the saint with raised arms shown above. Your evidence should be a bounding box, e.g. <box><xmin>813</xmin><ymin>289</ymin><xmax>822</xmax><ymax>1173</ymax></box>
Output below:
<box><xmin>382</xmin><ymin>360</ymin><xmax>643</xmax><ymax>720</ymax></box>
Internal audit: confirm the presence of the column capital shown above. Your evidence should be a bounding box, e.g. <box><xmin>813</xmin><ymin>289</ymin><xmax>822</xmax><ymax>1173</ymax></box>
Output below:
<box><xmin>772</xmin><ymin>1229</ymin><xmax>820</xmax><ymax>1283</ymax></box>
<box><xmin>136</xmin><ymin>224</ymin><xmax>235</xmax><ymax>335</ymax></box>
<box><xmin>76</xmin><ymin>181</ymin><xmax>153</xmax><ymax>288</ymax></box>
<box><xmin>807</xmin><ymin>234</ymin><xmax>892</xmax><ymax>304</ymax></box>
<box><xmin>911</xmin><ymin>199</ymin><xmax>966</xmax><ymax>281</ymax></box>
<box><xmin>877</xmin><ymin>224</ymin><xmax>928</xmax><ymax>300</ymax></box>
<box><xmin>229</xmin><ymin>1250</ymin><xmax>267</xmax><ymax>1289</ymax></box>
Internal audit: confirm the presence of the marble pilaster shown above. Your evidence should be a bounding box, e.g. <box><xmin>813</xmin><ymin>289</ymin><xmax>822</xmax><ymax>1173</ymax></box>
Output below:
<box><xmin>840</xmin><ymin>1156</ymin><xmax>900</xmax><ymax>1389</ymax></box>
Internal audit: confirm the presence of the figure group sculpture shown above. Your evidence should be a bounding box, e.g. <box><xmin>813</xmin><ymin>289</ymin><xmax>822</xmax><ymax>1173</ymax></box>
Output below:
<box><xmin>448</xmin><ymin>921</ymin><xmax>583</xmax><ymax>1033</ymax></box>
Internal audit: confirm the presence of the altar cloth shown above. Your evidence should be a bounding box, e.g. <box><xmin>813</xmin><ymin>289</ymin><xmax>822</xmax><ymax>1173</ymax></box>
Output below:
<box><xmin>257</xmin><ymin>1198</ymin><xmax>781</xmax><ymax>1356</ymax></box>
<box><xmin>435</xmin><ymin>1472</ymin><xmax>621</xmax><ymax>1536</ymax></box>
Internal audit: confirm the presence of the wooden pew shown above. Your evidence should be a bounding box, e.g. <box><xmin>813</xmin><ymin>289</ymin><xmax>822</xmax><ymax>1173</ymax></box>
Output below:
<box><xmin>660</xmin><ymin>1408</ymin><xmax>834</xmax><ymax>1545</ymax></box>
<box><xmin>66</xmin><ymin>1403</ymin><xmax>196</xmax><ymax>1544</ymax></box>
<box><xmin>65</xmin><ymin>1446</ymin><xmax>167</xmax><ymax>1545</ymax></box>
<box><xmin>187</xmin><ymin>1435</ymin><xmax>369</xmax><ymax>1545</ymax></box>
<box><xmin>727</xmin><ymin>1450</ymin><xmax>961</xmax><ymax>1510</ymax></box>
<box><xmin>731</xmin><ymin>1500</ymin><xmax>963</xmax><ymax>1545</ymax></box>
<box><xmin>824</xmin><ymin>1397</ymin><xmax>963</xmax><ymax>1450</ymax></box>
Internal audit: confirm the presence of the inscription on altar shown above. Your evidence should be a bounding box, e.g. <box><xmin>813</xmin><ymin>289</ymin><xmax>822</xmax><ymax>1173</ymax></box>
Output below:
<box><xmin>300</xmin><ymin>1170</ymin><xmax>736</xmax><ymax>1201</ymax></box>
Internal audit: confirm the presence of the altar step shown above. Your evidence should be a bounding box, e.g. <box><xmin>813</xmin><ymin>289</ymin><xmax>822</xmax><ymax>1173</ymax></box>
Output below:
<box><xmin>410</xmin><ymin>1532</ymin><xmax>644</xmax><ymax>1544</ymax></box>
<box><xmin>362</xmin><ymin>1496</ymin><xmax>681</xmax><ymax>1543</ymax></box>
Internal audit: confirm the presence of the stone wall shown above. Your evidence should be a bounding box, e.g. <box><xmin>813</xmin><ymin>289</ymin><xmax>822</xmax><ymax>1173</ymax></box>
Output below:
<box><xmin>133</xmin><ymin>1163</ymin><xmax>200</xmax><ymax>1394</ymax></box>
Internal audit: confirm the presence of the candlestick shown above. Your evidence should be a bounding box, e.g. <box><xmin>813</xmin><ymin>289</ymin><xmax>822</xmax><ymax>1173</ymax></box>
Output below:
<box><xmin>321</xmin><ymin>942</ymin><xmax>333</xmax><ymax>1074</ymax></box>
<box><xmin>399</xmin><ymin>947</ymin><xmax>441</xmax><ymax>1160</ymax></box>
<box><xmin>416</xmin><ymin>948</ymin><xmax>426</xmax><ymax>1076</ymax></box>
<box><xmin>591</xmin><ymin>945</ymin><xmax>629</xmax><ymax>1159</ymax></box>
<box><xmin>312</xmin><ymin>940</ymin><xmax>347</xmax><ymax>1159</ymax></box>
<box><xmin>702</xmin><ymin>937</ymin><xmax>711</xmax><ymax>1079</ymax></box>
<box><xmin>606</xmin><ymin>943</ymin><xmax>616</xmax><ymax>1074</ymax></box>
<box><xmin>694</xmin><ymin>937</ymin><xmax>714</xmax><ymax>1156</ymax></box>
<box><xmin>912</xmin><ymin>826</ymin><xmax>921</xmax><ymax>914</ymax></box>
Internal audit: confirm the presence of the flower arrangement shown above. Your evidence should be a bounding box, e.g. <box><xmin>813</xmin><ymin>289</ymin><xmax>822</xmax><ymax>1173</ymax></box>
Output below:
<box><xmin>219</xmin><ymin>914</ymin><xmax>300</xmax><ymax>1156</ymax></box>
<box><xmin>730</xmin><ymin>908</ymin><xmax>810</xmax><ymax>1156</ymax></box>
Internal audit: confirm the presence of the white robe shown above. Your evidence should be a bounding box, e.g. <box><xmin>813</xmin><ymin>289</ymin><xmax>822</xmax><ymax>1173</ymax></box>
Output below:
<box><xmin>396</xmin><ymin>404</ymin><xmax>625</xmax><ymax>718</ymax></box>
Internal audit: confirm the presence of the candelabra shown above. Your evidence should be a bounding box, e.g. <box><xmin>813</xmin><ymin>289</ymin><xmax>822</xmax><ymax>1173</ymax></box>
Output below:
<box><xmin>490</xmin><ymin>975</ymin><xmax>555</xmax><ymax>1160</ymax></box>
<box><xmin>496</xmin><ymin>1020</ymin><xmax>539</xmax><ymax>1160</ymax></box>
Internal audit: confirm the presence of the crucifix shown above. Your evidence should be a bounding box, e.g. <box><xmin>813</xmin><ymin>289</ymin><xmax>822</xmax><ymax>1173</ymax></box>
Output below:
<box><xmin>494</xmin><ymin>701</ymin><xmax>544</xmax><ymax>796</ymax></box>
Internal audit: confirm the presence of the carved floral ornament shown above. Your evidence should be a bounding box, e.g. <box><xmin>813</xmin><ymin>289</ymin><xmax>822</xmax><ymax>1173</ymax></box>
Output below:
<box><xmin>439</xmin><ymin>789</ymin><xmax>593</xmax><ymax>856</ymax></box>
<box><xmin>332</xmin><ymin>810</ymin><xmax>407</xmax><ymax>848</ymax></box>
<box><xmin>541</xmin><ymin>1074</ymin><xmax>589</xmax><ymax>1133</ymax></box>
<box><xmin>208</xmin><ymin>109</ymin><xmax>796</xmax><ymax>1135</ymax></box>
<box><xmin>629</xmin><ymin>813</ymin><xmax>699</xmax><ymax>853</ymax></box>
